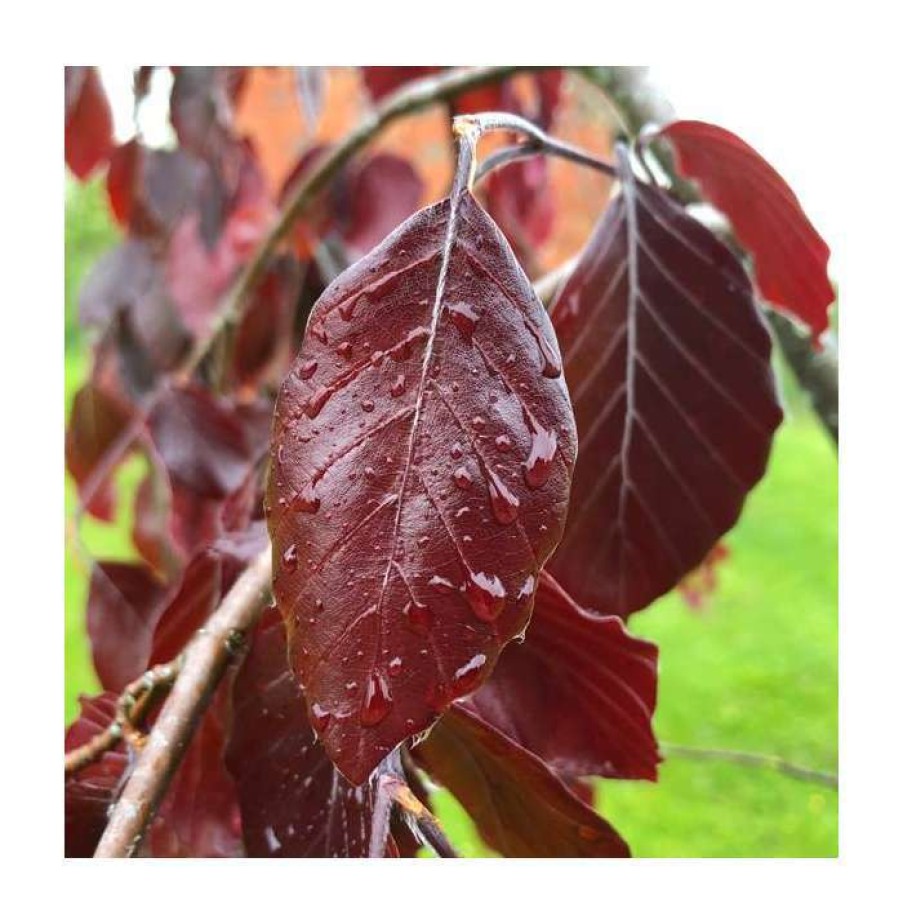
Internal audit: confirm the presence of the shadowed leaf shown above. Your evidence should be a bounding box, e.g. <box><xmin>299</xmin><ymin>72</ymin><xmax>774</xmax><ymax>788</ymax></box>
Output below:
<box><xmin>549</xmin><ymin>152</ymin><xmax>781</xmax><ymax>617</ymax></box>
<box><xmin>415</xmin><ymin>705</ymin><xmax>630</xmax><ymax>857</ymax></box>
<box><xmin>467</xmin><ymin>569</ymin><xmax>660</xmax><ymax>779</ymax></box>
<box><xmin>227</xmin><ymin>610</ymin><xmax>400</xmax><ymax>857</ymax></box>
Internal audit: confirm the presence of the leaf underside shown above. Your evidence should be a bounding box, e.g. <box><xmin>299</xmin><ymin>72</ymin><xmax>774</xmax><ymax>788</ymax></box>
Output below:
<box><xmin>549</xmin><ymin>159</ymin><xmax>782</xmax><ymax>618</ymax></box>
<box><xmin>268</xmin><ymin>190</ymin><xmax>575</xmax><ymax>783</ymax></box>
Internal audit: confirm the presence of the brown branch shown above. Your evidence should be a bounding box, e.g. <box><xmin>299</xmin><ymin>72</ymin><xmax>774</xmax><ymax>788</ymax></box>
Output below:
<box><xmin>65</xmin><ymin>660</ymin><xmax>181</xmax><ymax>776</ymax></box>
<box><xmin>661</xmin><ymin>742</ymin><xmax>838</xmax><ymax>789</ymax></box>
<box><xmin>575</xmin><ymin>67</ymin><xmax>838</xmax><ymax>446</ymax></box>
<box><xmin>94</xmin><ymin>547</ymin><xmax>273</xmax><ymax>857</ymax></box>
<box><xmin>185</xmin><ymin>65</ymin><xmax>549</xmax><ymax>385</ymax></box>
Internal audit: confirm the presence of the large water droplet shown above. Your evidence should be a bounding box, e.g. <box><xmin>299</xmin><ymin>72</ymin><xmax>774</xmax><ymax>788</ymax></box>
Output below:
<box><xmin>450</xmin><ymin>442</ymin><xmax>464</xmax><ymax>460</ymax></box>
<box><xmin>297</xmin><ymin>359</ymin><xmax>318</xmax><ymax>380</ymax></box>
<box><xmin>360</xmin><ymin>398</ymin><xmax>375</xmax><ymax>413</ymax></box>
<box><xmin>282</xmin><ymin>544</ymin><xmax>299</xmax><ymax>574</ymax></box>
<box><xmin>360</xmin><ymin>672</ymin><xmax>392</xmax><ymax>726</ymax></box>
<box><xmin>404</xmin><ymin>597</ymin><xmax>434</xmax><ymax>633</ymax></box>
<box><xmin>452</xmin><ymin>466</ymin><xmax>473</xmax><ymax>490</ymax></box>
<box><xmin>310</xmin><ymin>321</ymin><xmax>329</xmax><ymax>345</ymax></box>
<box><xmin>452</xmin><ymin>653</ymin><xmax>488</xmax><ymax>694</ymax></box>
<box><xmin>310</xmin><ymin>703</ymin><xmax>331</xmax><ymax>733</ymax></box>
<box><xmin>338</xmin><ymin>298</ymin><xmax>357</xmax><ymax>321</ymax></box>
<box><xmin>390</xmin><ymin>374</ymin><xmax>407</xmax><ymax>397</ymax></box>
<box><xmin>525</xmin><ymin>318</ymin><xmax>562</xmax><ymax>378</ymax></box>
<box><xmin>486</xmin><ymin>469</ymin><xmax>520</xmax><ymax>524</ymax></box>
<box><xmin>291</xmin><ymin>484</ymin><xmax>320</xmax><ymax>514</ymax></box>
<box><xmin>524</xmin><ymin>425</ymin><xmax>558</xmax><ymax>489</ymax></box>
<box><xmin>305</xmin><ymin>385</ymin><xmax>332</xmax><ymax>419</ymax></box>
<box><xmin>465</xmin><ymin>571</ymin><xmax>506</xmax><ymax>621</ymax></box>
<box><xmin>447</xmin><ymin>301</ymin><xmax>480</xmax><ymax>341</ymax></box>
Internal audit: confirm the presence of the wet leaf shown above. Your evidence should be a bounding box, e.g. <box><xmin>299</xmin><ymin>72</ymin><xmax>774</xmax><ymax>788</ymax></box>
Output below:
<box><xmin>226</xmin><ymin>610</ymin><xmax>400</xmax><ymax>857</ymax></box>
<box><xmin>659</xmin><ymin>120</ymin><xmax>834</xmax><ymax>339</ymax></box>
<box><xmin>415</xmin><ymin>705</ymin><xmax>629</xmax><ymax>857</ymax></box>
<box><xmin>549</xmin><ymin>153</ymin><xmax>782</xmax><ymax>617</ymax></box>
<box><xmin>467</xmin><ymin>570</ymin><xmax>660</xmax><ymax>780</ymax></box>
<box><xmin>268</xmin><ymin>190</ymin><xmax>575</xmax><ymax>783</ymax></box>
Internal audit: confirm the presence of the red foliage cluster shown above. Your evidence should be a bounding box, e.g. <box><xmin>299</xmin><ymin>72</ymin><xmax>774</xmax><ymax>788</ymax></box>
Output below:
<box><xmin>64</xmin><ymin>67</ymin><xmax>833</xmax><ymax>857</ymax></box>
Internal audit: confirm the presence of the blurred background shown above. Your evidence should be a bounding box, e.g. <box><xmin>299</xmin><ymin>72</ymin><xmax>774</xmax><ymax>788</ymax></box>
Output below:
<box><xmin>65</xmin><ymin>67</ymin><xmax>837</xmax><ymax>856</ymax></box>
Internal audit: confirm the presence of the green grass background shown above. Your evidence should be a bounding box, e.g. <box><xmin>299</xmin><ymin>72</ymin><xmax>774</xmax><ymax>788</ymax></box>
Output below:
<box><xmin>65</xmin><ymin>178</ymin><xmax>838</xmax><ymax>858</ymax></box>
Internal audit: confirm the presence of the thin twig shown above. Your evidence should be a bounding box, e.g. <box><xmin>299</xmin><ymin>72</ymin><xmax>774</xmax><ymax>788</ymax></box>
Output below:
<box><xmin>94</xmin><ymin>548</ymin><xmax>273</xmax><ymax>857</ymax></box>
<box><xmin>184</xmin><ymin>66</ymin><xmax>549</xmax><ymax>386</ymax></box>
<box><xmin>377</xmin><ymin>774</ymin><xmax>458</xmax><ymax>858</ymax></box>
<box><xmin>661</xmin><ymin>742</ymin><xmax>838</xmax><ymax>789</ymax></box>
<box><xmin>65</xmin><ymin>660</ymin><xmax>181</xmax><ymax>776</ymax></box>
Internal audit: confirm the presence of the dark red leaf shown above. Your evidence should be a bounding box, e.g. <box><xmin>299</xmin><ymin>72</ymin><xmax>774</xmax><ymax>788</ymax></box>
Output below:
<box><xmin>549</xmin><ymin>155</ymin><xmax>782</xmax><ymax>617</ymax></box>
<box><xmin>148</xmin><ymin>386</ymin><xmax>266</xmax><ymax>500</ymax></box>
<box><xmin>659</xmin><ymin>120</ymin><xmax>834</xmax><ymax>339</ymax></box>
<box><xmin>280</xmin><ymin>148</ymin><xmax>423</xmax><ymax>261</ymax></box>
<box><xmin>415</xmin><ymin>705</ymin><xmax>629</xmax><ymax>857</ymax></box>
<box><xmin>226</xmin><ymin>610</ymin><xmax>399</xmax><ymax>857</ymax></box>
<box><xmin>169</xmin><ymin>67</ymin><xmax>247</xmax><ymax>160</ymax></box>
<box><xmin>87</xmin><ymin>562</ymin><xmax>168</xmax><ymax>692</ymax></box>
<box><xmin>466</xmin><ymin>569</ymin><xmax>660</xmax><ymax>780</ymax></box>
<box><xmin>483</xmin><ymin>155</ymin><xmax>555</xmax><ymax>273</ymax></box>
<box><xmin>233</xmin><ymin>254</ymin><xmax>303</xmax><ymax>388</ymax></box>
<box><xmin>65</xmin><ymin>382</ymin><xmax>135</xmax><ymax>521</ymax></box>
<box><xmin>106</xmin><ymin>141</ymin><xmax>208</xmax><ymax>240</ymax></box>
<box><xmin>65</xmin><ymin>67</ymin><xmax>113</xmax><ymax>180</ymax></box>
<box><xmin>268</xmin><ymin>190</ymin><xmax>575</xmax><ymax>783</ymax></box>
<box><xmin>361</xmin><ymin>67</ymin><xmax>442</xmax><ymax>102</ymax></box>
<box><xmin>106</xmin><ymin>139</ymin><xmax>142</xmax><ymax>227</ymax></box>
<box><xmin>150</xmin><ymin>523</ymin><xmax>268</xmax><ymax>664</ymax></box>
<box><xmin>79</xmin><ymin>240</ymin><xmax>191</xmax><ymax>372</ymax></box>
<box><xmin>65</xmin><ymin>693</ymin><xmax>129</xmax><ymax>857</ymax></box>
<box><xmin>145</xmin><ymin>682</ymin><xmax>243</xmax><ymax>857</ymax></box>
<box><xmin>341</xmin><ymin>154</ymin><xmax>424</xmax><ymax>257</ymax></box>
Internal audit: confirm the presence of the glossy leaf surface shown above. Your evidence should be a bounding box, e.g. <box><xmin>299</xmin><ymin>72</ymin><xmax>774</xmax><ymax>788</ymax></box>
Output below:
<box><xmin>549</xmin><ymin>157</ymin><xmax>781</xmax><ymax>617</ymax></box>
<box><xmin>659</xmin><ymin>120</ymin><xmax>834</xmax><ymax>339</ymax></box>
<box><xmin>268</xmin><ymin>191</ymin><xmax>575</xmax><ymax>783</ymax></box>
<box><xmin>415</xmin><ymin>705</ymin><xmax>629</xmax><ymax>857</ymax></box>
<box><xmin>467</xmin><ymin>570</ymin><xmax>660</xmax><ymax>779</ymax></box>
<box><xmin>227</xmin><ymin>610</ymin><xmax>399</xmax><ymax>857</ymax></box>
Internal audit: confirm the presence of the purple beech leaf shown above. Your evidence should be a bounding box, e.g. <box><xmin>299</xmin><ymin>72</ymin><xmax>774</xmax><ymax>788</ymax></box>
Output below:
<box><xmin>466</xmin><ymin>569</ymin><xmax>660</xmax><ymax>780</ymax></box>
<box><xmin>659</xmin><ymin>120</ymin><xmax>834</xmax><ymax>340</ymax></box>
<box><xmin>86</xmin><ymin>562</ymin><xmax>168</xmax><ymax>692</ymax></box>
<box><xmin>268</xmin><ymin>189</ymin><xmax>576</xmax><ymax>784</ymax></box>
<box><xmin>226</xmin><ymin>610</ymin><xmax>400</xmax><ymax>857</ymax></box>
<box><xmin>549</xmin><ymin>152</ymin><xmax>782</xmax><ymax>617</ymax></box>
<box><xmin>414</xmin><ymin>704</ymin><xmax>630</xmax><ymax>857</ymax></box>
<box><xmin>65</xmin><ymin>67</ymin><xmax>113</xmax><ymax>180</ymax></box>
<box><xmin>65</xmin><ymin>693</ymin><xmax>129</xmax><ymax>858</ymax></box>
